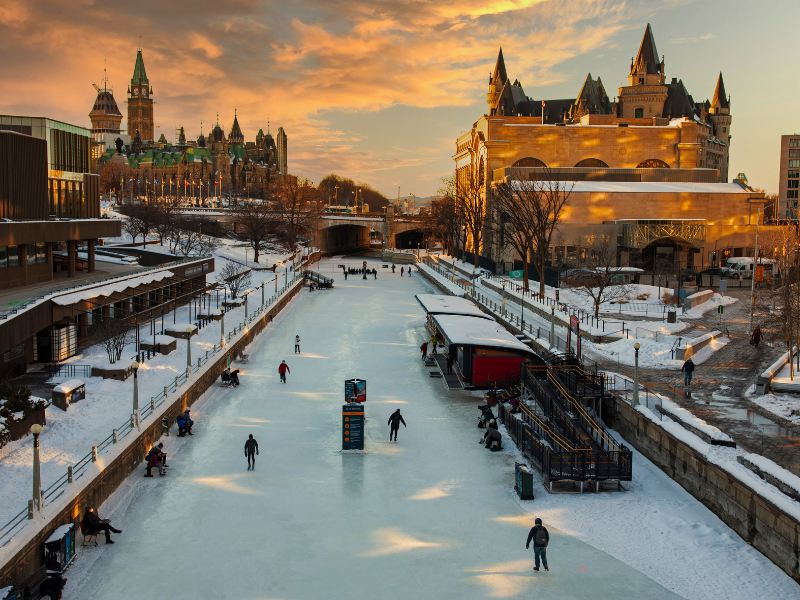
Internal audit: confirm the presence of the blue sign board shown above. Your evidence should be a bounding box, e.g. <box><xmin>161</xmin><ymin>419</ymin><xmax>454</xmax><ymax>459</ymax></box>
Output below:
<box><xmin>343</xmin><ymin>404</ymin><xmax>364</xmax><ymax>451</ymax></box>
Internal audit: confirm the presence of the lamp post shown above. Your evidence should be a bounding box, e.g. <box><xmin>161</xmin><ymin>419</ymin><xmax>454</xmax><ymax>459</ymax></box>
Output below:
<box><xmin>749</xmin><ymin>205</ymin><xmax>768</xmax><ymax>334</ymax></box>
<box><xmin>274</xmin><ymin>275</ymin><xmax>278</xmax><ymax>296</ymax></box>
<box><xmin>261</xmin><ymin>283</ymin><xmax>265</xmax><ymax>307</ymax></box>
<box><xmin>186</xmin><ymin>327</ymin><xmax>193</xmax><ymax>369</ymax></box>
<box><xmin>220</xmin><ymin>310</ymin><xmax>225</xmax><ymax>345</ymax></box>
<box><xmin>632</xmin><ymin>342</ymin><xmax>641</xmax><ymax>407</ymax></box>
<box><xmin>550</xmin><ymin>304</ymin><xmax>556</xmax><ymax>350</ymax></box>
<box><xmin>132</xmin><ymin>361</ymin><xmax>140</xmax><ymax>427</ymax></box>
<box><xmin>244</xmin><ymin>292</ymin><xmax>249</xmax><ymax>321</ymax></box>
<box><xmin>501</xmin><ymin>282</ymin><xmax>506</xmax><ymax>316</ymax></box>
<box><xmin>521</xmin><ymin>288</ymin><xmax>525</xmax><ymax>331</ymax></box>
<box><xmin>30</xmin><ymin>424</ymin><xmax>42</xmax><ymax>515</ymax></box>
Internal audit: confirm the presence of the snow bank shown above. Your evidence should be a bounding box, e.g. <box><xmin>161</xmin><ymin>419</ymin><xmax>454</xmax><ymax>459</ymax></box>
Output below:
<box><xmin>417</xmin><ymin>263</ymin><xmax>467</xmax><ymax>297</ymax></box>
<box><xmin>742</xmin><ymin>454</ymin><xmax>800</xmax><ymax>498</ymax></box>
<box><xmin>659</xmin><ymin>397</ymin><xmax>735</xmax><ymax>444</ymax></box>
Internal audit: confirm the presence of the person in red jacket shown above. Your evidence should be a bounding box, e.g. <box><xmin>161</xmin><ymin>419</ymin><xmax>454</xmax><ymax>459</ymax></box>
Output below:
<box><xmin>278</xmin><ymin>360</ymin><xmax>290</xmax><ymax>383</ymax></box>
<box><xmin>420</xmin><ymin>341</ymin><xmax>428</xmax><ymax>361</ymax></box>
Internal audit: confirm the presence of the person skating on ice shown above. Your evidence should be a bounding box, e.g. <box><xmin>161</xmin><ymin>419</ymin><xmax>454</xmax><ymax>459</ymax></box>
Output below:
<box><xmin>387</xmin><ymin>409</ymin><xmax>406</xmax><ymax>441</ymax></box>
<box><xmin>244</xmin><ymin>434</ymin><xmax>259</xmax><ymax>469</ymax></box>
<box><xmin>279</xmin><ymin>360</ymin><xmax>290</xmax><ymax>383</ymax></box>
<box><xmin>295</xmin><ymin>335</ymin><xmax>301</xmax><ymax>353</ymax></box>
<box><xmin>526</xmin><ymin>518</ymin><xmax>550</xmax><ymax>572</ymax></box>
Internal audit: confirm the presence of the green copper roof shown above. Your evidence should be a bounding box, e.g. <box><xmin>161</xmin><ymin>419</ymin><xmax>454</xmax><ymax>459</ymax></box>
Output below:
<box><xmin>132</xmin><ymin>49</ymin><xmax>149</xmax><ymax>86</ymax></box>
<box><xmin>230</xmin><ymin>145</ymin><xmax>246</xmax><ymax>161</ymax></box>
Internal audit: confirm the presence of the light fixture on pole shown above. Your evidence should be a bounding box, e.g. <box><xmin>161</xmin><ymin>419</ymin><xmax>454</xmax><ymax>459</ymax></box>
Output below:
<box><xmin>186</xmin><ymin>327</ymin><xmax>193</xmax><ymax>369</ymax></box>
<box><xmin>749</xmin><ymin>205</ymin><xmax>768</xmax><ymax>334</ymax></box>
<box><xmin>30</xmin><ymin>424</ymin><xmax>43</xmax><ymax>516</ymax></box>
<box><xmin>501</xmin><ymin>282</ymin><xmax>506</xmax><ymax>316</ymax></box>
<box><xmin>274</xmin><ymin>275</ymin><xmax>278</xmax><ymax>296</ymax></box>
<box><xmin>632</xmin><ymin>342</ymin><xmax>641</xmax><ymax>407</ymax></box>
<box><xmin>132</xmin><ymin>361</ymin><xmax>140</xmax><ymax>428</ymax></box>
<box><xmin>550</xmin><ymin>304</ymin><xmax>556</xmax><ymax>350</ymax></box>
<box><xmin>244</xmin><ymin>292</ymin><xmax>249</xmax><ymax>321</ymax></box>
<box><xmin>261</xmin><ymin>283</ymin><xmax>265</xmax><ymax>307</ymax></box>
<box><xmin>220</xmin><ymin>311</ymin><xmax>225</xmax><ymax>345</ymax></box>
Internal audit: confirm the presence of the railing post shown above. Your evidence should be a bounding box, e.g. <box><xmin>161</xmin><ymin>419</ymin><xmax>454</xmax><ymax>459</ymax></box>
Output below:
<box><xmin>151</xmin><ymin>397</ymin><xmax>156</xmax><ymax>411</ymax></box>
<box><xmin>28</xmin><ymin>500</ymin><xmax>34</xmax><ymax>520</ymax></box>
<box><xmin>67</xmin><ymin>465</ymin><xmax>73</xmax><ymax>483</ymax></box>
<box><xmin>112</xmin><ymin>429</ymin><xmax>118</xmax><ymax>444</ymax></box>
<box><xmin>91</xmin><ymin>446</ymin><xmax>98</xmax><ymax>462</ymax></box>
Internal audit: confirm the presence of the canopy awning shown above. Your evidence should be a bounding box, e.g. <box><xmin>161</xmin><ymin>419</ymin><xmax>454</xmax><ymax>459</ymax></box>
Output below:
<box><xmin>415</xmin><ymin>294</ymin><xmax>494</xmax><ymax>320</ymax></box>
<box><xmin>431</xmin><ymin>314</ymin><xmax>537</xmax><ymax>356</ymax></box>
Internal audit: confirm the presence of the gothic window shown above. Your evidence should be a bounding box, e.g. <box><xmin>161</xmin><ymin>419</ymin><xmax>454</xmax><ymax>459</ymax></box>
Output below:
<box><xmin>512</xmin><ymin>157</ymin><xmax>547</xmax><ymax>168</ymax></box>
<box><xmin>635</xmin><ymin>108</ymin><xmax>644</xmax><ymax>118</ymax></box>
<box><xmin>574</xmin><ymin>158</ymin><xmax>609</xmax><ymax>168</ymax></box>
<box><xmin>636</xmin><ymin>159</ymin><xmax>670</xmax><ymax>169</ymax></box>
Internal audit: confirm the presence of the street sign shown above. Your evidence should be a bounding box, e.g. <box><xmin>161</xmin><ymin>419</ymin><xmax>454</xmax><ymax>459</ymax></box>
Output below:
<box><xmin>343</xmin><ymin>404</ymin><xmax>364</xmax><ymax>451</ymax></box>
<box><xmin>508</xmin><ymin>270</ymin><xmax>523</xmax><ymax>279</ymax></box>
<box><xmin>345</xmin><ymin>379</ymin><xmax>367</xmax><ymax>403</ymax></box>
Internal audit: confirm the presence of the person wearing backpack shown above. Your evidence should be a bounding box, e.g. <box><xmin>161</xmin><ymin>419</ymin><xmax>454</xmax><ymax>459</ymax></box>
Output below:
<box><xmin>525</xmin><ymin>517</ymin><xmax>549</xmax><ymax>572</ymax></box>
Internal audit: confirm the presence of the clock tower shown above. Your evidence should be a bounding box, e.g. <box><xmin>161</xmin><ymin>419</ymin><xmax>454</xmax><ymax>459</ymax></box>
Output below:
<box><xmin>127</xmin><ymin>49</ymin><xmax>154</xmax><ymax>142</ymax></box>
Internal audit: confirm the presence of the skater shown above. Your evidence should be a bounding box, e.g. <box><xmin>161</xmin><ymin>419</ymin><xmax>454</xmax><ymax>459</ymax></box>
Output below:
<box><xmin>244</xmin><ymin>434</ymin><xmax>259</xmax><ymax>469</ymax></box>
<box><xmin>526</xmin><ymin>518</ymin><xmax>549</xmax><ymax>572</ymax></box>
<box><xmin>148</xmin><ymin>442</ymin><xmax>168</xmax><ymax>467</ymax></box>
<box><xmin>408</xmin><ymin>266</ymin><xmax>412</xmax><ymax>275</ymax></box>
<box><xmin>344</xmin><ymin>271</ymin><xmax>348</xmax><ymax>280</ymax></box>
<box><xmin>295</xmin><ymin>335</ymin><xmax>301</xmax><ymax>353</ymax></box>
<box><xmin>446</xmin><ymin>354</ymin><xmax>454</xmax><ymax>374</ymax></box>
<box><xmin>176</xmin><ymin>414</ymin><xmax>188</xmax><ymax>436</ymax></box>
<box><xmin>483</xmin><ymin>427</ymin><xmax>502</xmax><ymax>449</ymax></box>
<box><xmin>420</xmin><ymin>341</ymin><xmax>428</xmax><ymax>361</ymax></box>
<box><xmin>429</xmin><ymin>335</ymin><xmax>438</xmax><ymax>355</ymax></box>
<box><xmin>145</xmin><ymin>452</ymin><xmax>166</xmax><ymax>477</ymax></box>
<box><xmin>221</xmin><ymin>367</ymin><xmax>233</xmax><ymax>387</ymax></box>
<box><xmin>401</xmin><ymin>267</ymin><xmax>404</xmax><ymax>277</ymax></box>
<box><xmin>388</xmin><ymin>409</ymin><xmax>406</xmax><ymax>441</ymax></box>
<box><xmin>82</xmin><ymin>507</ymin><xmax>122</xmax><ymax>544</ymax></box>
<box><xmin>373</xmin><ymin>269</ymin><xmax>377</xmax><ymax>279</ymax></box>
<box><xmin>391</xmin><ymin>264</ymin><xmax>396</xmax><ymax>273</ymax></box>
<box><xmin>230</xmin><ymin>369</ymin><xmax>240</xmax><ymax>387</ymax></box>
<box><xmin>279</xmin><ymin>360</ymin><xmax>290</xmax><ymax>383</ymax></box>
<box><xmin>681</xmin><ymin>357</ymin><xmax>695</xmax><ymax>386</ymax></box>
<box><xmin>750</xmin><ymin>325</ymin><xmax>763</xmax><ymax>349</ymax></box>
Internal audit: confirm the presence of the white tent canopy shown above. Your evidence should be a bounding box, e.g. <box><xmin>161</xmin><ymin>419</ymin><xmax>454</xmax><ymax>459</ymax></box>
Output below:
<box><xmin>415</xmin><ymin>294</ymin><xmax>493</xmax><ymax>320</ymax></box>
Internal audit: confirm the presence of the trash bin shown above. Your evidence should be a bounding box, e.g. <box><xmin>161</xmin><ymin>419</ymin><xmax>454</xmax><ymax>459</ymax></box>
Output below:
<box><xmin>51</xmin><ymin>380</ymin><xmax>85</xmax><ymax>412</ymax></box>
<box><xmin>667</xmin><ymin>311</ymin><xmax>677</xmax><ymax>323</ymax></box>
<box><xmin>515</xmin><ymin>462</ymin><xmax>534</xmax><ymax>500</ymax></box>
<box><xmin>44</xmin><ymin>523</ymin><xmax>76</xmax><ymax>572</ymax></box>
<box><xmin>485</xmin><ymin>391</ymin><xmax>497</xmax><ymax>407</ymax></box>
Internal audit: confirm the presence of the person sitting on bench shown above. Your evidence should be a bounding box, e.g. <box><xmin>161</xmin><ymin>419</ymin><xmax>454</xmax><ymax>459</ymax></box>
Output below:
<box><xmin>221</xmin><ymin>368</ymin><xmax>232</xmax><ymax>386</ymax></box>
<box><xmin>39</xmin><ymin>573</ymin><xmax>67</xmax><ymax>600</ymax></box>
<box><xmin>82</xmin><ymin>506</ymin><xmax>121</xmax><ymax>544</ymax></box>
<box><xmin>509</xmin><ymin>397</ymin><xmax>521</xmax><ymax>413</ymax></box>
<box><xmin>149</xmin><ymin>442</ymin><xmax>168</xmax><ymax>467</ymax></box>
<box><xmin>176</xmin><ymin>414</ymin><xmax>188</xmax><ymax>437</ymax></box>
<box><xmin>231</xmin><ymin>369</ymin><xmax>240</xmax><ymax>387</ymax></box>
<box><xmin>483</xmin><ymin>428</ymin><xmax>502</xmax><ymax>449</ymax></box>
<box><xmin>487</xmin><ymin>419</ymin><xmax>499</xmax><ymax>431</ymax></box>
<box><xmin>183</xmin><ymin>409</ymin><xmax>194</xmax><ymax>435</ymax></box>
<box><xmin>145</xmin><ymin>452</ymin><xmax>166</xmax><ymax>477</ymax></box>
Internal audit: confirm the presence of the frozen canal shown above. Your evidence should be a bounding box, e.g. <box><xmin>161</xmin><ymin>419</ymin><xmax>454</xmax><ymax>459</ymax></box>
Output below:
<box><xmin>65</xmin><ymin>258</ymin><xmax>797</xmax><ymax>599</ymax></box>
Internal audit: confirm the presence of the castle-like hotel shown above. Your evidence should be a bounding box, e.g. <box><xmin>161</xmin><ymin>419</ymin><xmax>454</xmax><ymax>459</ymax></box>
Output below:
<box><xmin>455</xmin><ymin>24</ymin><xmax>764</xmax><ymax>271</ymax></box>
<box><xmin>88</xmin><ymin>49</ymin><xmax>287</xmax><ymax>199</ymax></box>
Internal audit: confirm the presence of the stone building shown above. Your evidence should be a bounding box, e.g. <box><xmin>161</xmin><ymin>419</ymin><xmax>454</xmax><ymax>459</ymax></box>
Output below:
<box><xmin>127</xmin><ymin>49</ymin><xmax>154</xmax><ymax>142</ymax></box>
<box><xmin>455</xmin><ymin>24</ymin><xmax>764</xmax><ymax>273</ymax></box>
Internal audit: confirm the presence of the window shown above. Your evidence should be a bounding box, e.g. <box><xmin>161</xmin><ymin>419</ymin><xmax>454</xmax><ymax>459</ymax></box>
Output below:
<box><xmin>789</xmin><ymin>170</ymin><xmax>799</xmax><ymax>179</ymax></box>
<box><xmin>0</xmin><ymin>247</ymin><xmax>6</xmax><ymax>268</ymax></box>
<box><xmin>574</xmin><ymin>158</ymin><xmax>610</xmax><ymax>168</ymax></box>
<box><xmin>636</xmin><ymin>159</ymin><xmax>670</xmax><ymax>169</ymax></box>
<box><xmin>790</xmin><ymin>180</ymin><xmax>799</xmax><ymax>189</ymax></box>
<box><xmin>789</xmin><ymin>190</ymin><xmax>799</xmax><ymax>199</ymax></box>
<box><xmin>7</xmin><ymin>246</ymin><xmax>19</xmax><ymax>268</ymax></box>
<box><xmin>790</xmin><ymin>149</ymin><xmax>800</xmax><ymax>158</ymax></box>
<box><xmin>635</xmin><ymin>108</ymin><xmax>644</xmax><ymax>118</ymax></box>
<box><xmin>790</xmin><ymin>160</ymin><xmax>800</xmax><ymax>168</ymax></box>
<box><xmin>791</xmin><ymin>139</ymin><xmax>800</xmax><ymax>148</ymax></box>
<box><xmin>35</xmin><ymin>242</ymin><xmax>46</xmax><ymax>264</ymax></box>
<box><xmin>512</xmin><ymin>157</ymin><xmax>547</xmax><ymax>168</ymax></box>
<box><xmin>27</xmin><ymin>245</ymin><xmax>35</xmax><ymax>266</ymax></box>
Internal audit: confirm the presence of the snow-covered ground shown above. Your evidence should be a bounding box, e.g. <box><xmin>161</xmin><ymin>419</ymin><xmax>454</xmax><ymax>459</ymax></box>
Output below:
<box><xmin>59</xmin><ymin>257</ymin><xmax>799</xmax><ymax>600</ymax></box>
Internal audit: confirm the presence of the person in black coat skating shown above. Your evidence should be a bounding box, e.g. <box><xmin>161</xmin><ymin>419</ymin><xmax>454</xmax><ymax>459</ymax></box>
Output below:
<box><xmin>387</xmin><ymin>409</ymin><xmax>406</xmax><ymax>441</ymax></box>
<box><xmin>244</xmin><ymin>434</ymin><xmax>259</xmax><ymax>469</ymax></box>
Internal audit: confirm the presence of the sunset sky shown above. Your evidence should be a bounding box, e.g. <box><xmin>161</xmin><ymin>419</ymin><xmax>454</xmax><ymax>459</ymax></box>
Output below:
<box><xmin>1</xmin><ymin>0</ymin><xmax>796</xmax><ymax>197</ymax></box>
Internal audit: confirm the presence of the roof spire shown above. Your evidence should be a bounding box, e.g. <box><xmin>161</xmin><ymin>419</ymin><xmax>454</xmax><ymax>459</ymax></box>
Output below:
<box><xmin>631</xmin><ymin>23</ymin><xmax>661</xmax><ymax>75</ymax></box>
<box><xmin>131</xmin><ymin>48</ymin><xmax>148</xmax><ymax>86</ymax></box>
<box><xmin>491</xmin><ymin>48</ymin><xmax>507</xmax><ymax>86</ymax></box>
<box><xmin>200</xmin><ymin>120</ymin><xmax>203</xmax><ymax>135</ymax></box>
<box><xmin>712</xmin><ymin>72</ymin><xmax>729</xmax><ymax>110</ymax></box>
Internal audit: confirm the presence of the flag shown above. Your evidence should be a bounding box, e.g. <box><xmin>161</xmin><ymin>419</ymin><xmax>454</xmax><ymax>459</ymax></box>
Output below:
<box><xmin>542</xmin><ymin>100</ymin><xmax>545</xmax><ymax>108</ymax></box>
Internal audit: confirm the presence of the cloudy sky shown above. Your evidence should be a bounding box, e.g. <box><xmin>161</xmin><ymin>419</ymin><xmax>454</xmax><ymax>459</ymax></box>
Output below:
<box><xmin>1</xmin><ymin>0</ymin><xmax>795</xmax><ymax>196</ymax></box>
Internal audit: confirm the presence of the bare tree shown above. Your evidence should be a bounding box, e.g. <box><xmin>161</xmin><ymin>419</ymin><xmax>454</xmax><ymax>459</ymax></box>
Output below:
<box><xmin>220</xmin><ymin>262</ymin><xmax>252</xmax><ymax>299</ymax></box>
<box><xmin>491</xmin><ymin>183</ymin><xmax>536</xmax><ymax>290</ymax></box>
<box><xmin>152</xmin><ymin>203</ymin><xmax>177</xmax><ymax>245</ymax></box>
<box><xmin>454</xmin><ymin>168</ymin><xmax>485</xmax><ymax>267</ymax></box>
<box><xmin>273</xmin><ymin>176</ymin><xmax>322</xmax><ymax>248</ymax></box>
<box><xmin>563</xmin><ymin>228</ymin><xmax>632</xmax><ymax>318</ymax></box>
<box><xmin>98</xmin><ymin>320</ymin><xmax>135</xmax><ymax>364</ymax></box>
<box><xmin>232</xmin><ymin>201</ymin><xmax>277</xmax><ymax>263</ymax></box>
<box><xmin>121</xmin><ymin>214</ymin><xmax>142</xmax><ymax>245</ymax></box>
<box><xmin>119</xmin><ymin>203</ymin><xmax>159</xmax><ymax>247</ymax></box>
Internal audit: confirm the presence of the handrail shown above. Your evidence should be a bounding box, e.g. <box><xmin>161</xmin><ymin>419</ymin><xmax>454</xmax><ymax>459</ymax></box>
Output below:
<box><xmin>0</xmin><ymin>272</ymin><xmax>305</xmax><ymax>548</ymax></box>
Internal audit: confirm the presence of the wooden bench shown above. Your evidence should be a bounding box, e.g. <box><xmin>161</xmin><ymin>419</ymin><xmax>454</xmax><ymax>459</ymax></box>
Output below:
<box><xmin>236</xmin><ymin>353</ymin><xmax>249</xmax><ymax>364</ymax></box>
<box><xmin>17</xmin><ymin>565</ymin><xmax>47</xmax><ymax>599</ymax></box>
<box><xmin>80</xmin><ymin>521</ymin><xmax>100</xmax><ymax>546</ymax></box>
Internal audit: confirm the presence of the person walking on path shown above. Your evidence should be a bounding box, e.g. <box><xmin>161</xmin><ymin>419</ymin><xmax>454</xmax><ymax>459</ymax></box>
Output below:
<box><xmin>373</xmin><ymin>269</ymin><xmax>377</xmax><ymax>279</ymax></box>
<box><xmin>681</xmin><ymin>357</ymin><xmax>695</xmax><ymax>386</ymax></box>
<box><xmin>387</xmin><ymin>409</ymin><xmax>406</xmax><ymax>441</ymax></box>
<box><xmin>279</xmin><ymin>360</ymin><xmax>290</xmax><ymax>383</ymax></box>
<box><xmin>420</xmin><ymin>341</ymin><xmax>428</xmax><ymax>361</ymax></box>
<box><xmin>401</xmin><ymin>267</ymin><xmax>404</xmax><ymax>277</ymax></box>
<box><xmin>244</xmin><ymin>434</ymin><xmax>259</xmax><ymax>469</ymax></box>
<box><xmin>295</xmin><ymin>335</ymin><xmax>301</xmax><ymax>354</ymax></box>
<box><xmin>344</xmin><ymin>271</ymin><xmax>348</xmax><ymax>280</ymax></box>
<box><xmin>751</xmin><ymin>325</ymin><xmax>763</xmax><ymax>349</ymax></box>
<box><xmin>526</xmin><ymin>518</ymin><xmax>549</xmax><ymax>572</ymax></box>
<box><xmin>408</xmin><ymin>266</ymin><xmax>412</xmax><ymax>276</ymax></box>
<box><xmin>392</xmin><ymin>264</ymin><xmax>396</xmax><ymax>273</ymax></box>
<box><xmin>446</xmin><ymin>354</ymin><xmax>454</xmax><ymax>374</ymax></box>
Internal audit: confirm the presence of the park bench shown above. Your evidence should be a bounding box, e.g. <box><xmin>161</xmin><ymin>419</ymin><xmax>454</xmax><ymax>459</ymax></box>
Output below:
<box><xmin>237</xmin><ymin>353</ymin><xmax>249</xmax><ymax>364</ymax></box>
<box><xmin>80</xmin><ymin>521</ymin><xmax>100</xmax><ymax>546</ymax></box>
<box><xmin>17</xmin><ymin>565</ymin><xmax>47</xmax><ymax>599</ymax></box>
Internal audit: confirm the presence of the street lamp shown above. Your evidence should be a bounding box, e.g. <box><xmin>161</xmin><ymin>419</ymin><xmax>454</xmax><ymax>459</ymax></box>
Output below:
<box><xmin>186</xmin><ymin>327</ymin><xmax>193</xmax><ymax>369</ymax></box>
<box><xmin>749</xmin><ymin>205</ymin><xmax>769</xmax><ymax>334</ymax></box>
<box><xmin>244</xmin><ymin>292</ymin><xmax>249</xmax><ymax>321</ymax></box>
<box><xmin>132</xmin><ymin>361</ymin><xmax>140</xmax><ymax>427</ymax></box>
<box><xmin>501</xmin><ymin>281</ymin><xmax>506</xmax><ymax>316</ymax></box>
<box><xmin>221</xmin><ymin>310</ymin><xmax>225</xmax><ymax>345</ymax></box>
<box><xmin>31</xmin><ymin>424</ymin><xmax>42</xmax><ymax>515</ymax></box>
<box><xmin>632</xmin><ymin>342</ymin><xmax>641</xmax><ymax>407</ymax></box>
<box><xmin>550</xmin><ymin>304</ymin><xmax>556</xmax><ymax>350</ymax></box>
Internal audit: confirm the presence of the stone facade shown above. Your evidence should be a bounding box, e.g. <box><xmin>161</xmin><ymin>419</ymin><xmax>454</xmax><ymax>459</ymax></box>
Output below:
<box><xmin>126</xmin><ymin>49</ymin><xmax>154</xmax><ymax>142</ymax></box>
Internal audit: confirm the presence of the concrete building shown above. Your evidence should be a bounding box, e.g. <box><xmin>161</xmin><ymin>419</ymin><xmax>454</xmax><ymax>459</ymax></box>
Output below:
<box><xmin>777</xmin><ymin>134</ymin><xmax>800</xmax><ymax>220</ymax></box>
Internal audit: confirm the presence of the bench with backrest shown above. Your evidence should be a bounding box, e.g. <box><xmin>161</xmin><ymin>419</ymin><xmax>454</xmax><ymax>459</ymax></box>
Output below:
<box><xmin>79</xmin><ymin>520</ymin><xmax>100</xmax><ymax>546</ymax></box>
<box><xmin>17</xmin><ymin>565</ymin><xmax>47</xmax><ymax>599</ymax></box>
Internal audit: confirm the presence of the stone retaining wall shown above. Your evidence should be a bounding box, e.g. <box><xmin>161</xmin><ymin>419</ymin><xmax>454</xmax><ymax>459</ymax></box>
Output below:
<box><xmin>0</xmin><ymin>281</ymin><xmax>303</xmax><ymax>589</ymax></box>
<box><xmin>602</xmin><ymin>395</ymin><xmax>800</xmax><ymax>584</ymax></box>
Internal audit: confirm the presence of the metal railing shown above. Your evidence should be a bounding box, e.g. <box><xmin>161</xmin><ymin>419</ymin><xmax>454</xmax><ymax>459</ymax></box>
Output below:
<box><xmin>47</xmin><ymin>364</ymin><xmax>92</xmax><ymax>379</ymax></box>
<box><xmin>0</xmin><ymin>273</ymin><xmax>304</xmax><ymax>548</ymax></box>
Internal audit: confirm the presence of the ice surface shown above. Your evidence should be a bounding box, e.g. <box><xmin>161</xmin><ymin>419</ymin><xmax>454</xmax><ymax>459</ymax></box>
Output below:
<box><xmin>63</xmin><ymin>258</ymin><xmax>799</xmax><ymax>600</ymax></box>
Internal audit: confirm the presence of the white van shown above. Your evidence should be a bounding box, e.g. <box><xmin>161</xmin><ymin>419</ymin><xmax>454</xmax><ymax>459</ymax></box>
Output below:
<box><xmin>722</xmin><ymin>258</ymin><xmax>776</xmax><ymax>279</ymax></box>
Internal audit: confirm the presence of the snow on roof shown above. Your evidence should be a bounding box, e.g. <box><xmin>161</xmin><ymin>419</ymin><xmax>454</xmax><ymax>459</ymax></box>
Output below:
<box><xmin>53</xmin><ymin>271</ymin><xmax>174</xmax><ymax>306</ymax></box>
<box><xmin>53</xmin><ymin>379</ymin><xmax>84</xmax><ymax>393</ymax></box>
<box><xmin>165</xmin><ymin>322</ymin><xmax>197</xmax><ymax>333</ymax></box>
<box><xmin>415</xmin><ymin>294</ymin><xmax>493</xmax><ymax>320</ymax></box>
<box><xmin>45</xmin><ymin>524</ymin><xmax>74</xmax><ymax>544</ymax></box>
<box><xmin>431</xmin><ymin>314</ymin><xmax>537</xmax><ymax>355</ymax></box>
<box><xmin>510</xmin><ymin>180</ymin><xmax>750</xmax><ymax>194</ymax></box>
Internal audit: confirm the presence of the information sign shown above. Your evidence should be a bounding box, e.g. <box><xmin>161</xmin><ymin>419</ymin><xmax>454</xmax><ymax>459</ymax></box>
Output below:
<box><xmin>343</xmin><ymin>404</ymin><xmax>364</xmax><ymax>451</ymax></box>
<box><xmin>344</xmin><ymin>379</ymin><xmax>367</xmax><ymax>403</ymax></box>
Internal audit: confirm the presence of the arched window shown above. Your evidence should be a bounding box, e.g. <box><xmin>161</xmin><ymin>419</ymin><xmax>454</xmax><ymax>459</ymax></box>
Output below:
<box><xmin>512</xmin><ymin>157</ymin><xmax>547</xmax><ymax>168</ymax></box>
<box><xmin>574</xmin><ymin>158</ymin><xmax>609</xmax><ymax>168</ymax></box>
<box><xmin>636</xmin><ymin>159</ymin><xmax>670</xmax><ymax>169</ymax></box>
